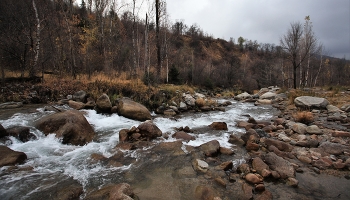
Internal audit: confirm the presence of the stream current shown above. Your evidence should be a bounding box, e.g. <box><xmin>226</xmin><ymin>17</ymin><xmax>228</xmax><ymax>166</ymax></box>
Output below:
<box><xmin>0</xmin><ymin>100</ymin><xmax>277</xmax><ymax>199</ymax></box>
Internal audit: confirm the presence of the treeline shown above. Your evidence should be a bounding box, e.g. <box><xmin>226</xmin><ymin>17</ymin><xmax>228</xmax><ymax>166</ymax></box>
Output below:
<box><xmin>0</xmin><ymin>0</ymin><xmax>349</xmax><ymax>91</ymax></box>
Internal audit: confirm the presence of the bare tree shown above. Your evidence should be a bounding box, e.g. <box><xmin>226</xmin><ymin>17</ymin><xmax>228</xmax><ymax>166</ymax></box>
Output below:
<box><xmin>280</xmin><ymin>22</ymin><xmax>315</xmax><ymax>89</ymax></box>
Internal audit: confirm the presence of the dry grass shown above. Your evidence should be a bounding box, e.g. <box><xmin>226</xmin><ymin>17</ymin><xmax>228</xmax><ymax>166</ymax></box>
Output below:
<box><xmin>195</xmin><ymin>98</ymin><xmax>206</xmax><ymax>107</ymax></box>
<box><xmin>293</xmin><ymin>111</ymin><xmax>314</xmax><ymax>124</ymax></box>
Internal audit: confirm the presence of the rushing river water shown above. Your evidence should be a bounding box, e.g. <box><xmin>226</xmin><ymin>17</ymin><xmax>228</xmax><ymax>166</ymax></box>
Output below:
<box><xmin>0</xmin><ymin>100</ymin><xmax>278</xmax><ymax>199</ymax></box>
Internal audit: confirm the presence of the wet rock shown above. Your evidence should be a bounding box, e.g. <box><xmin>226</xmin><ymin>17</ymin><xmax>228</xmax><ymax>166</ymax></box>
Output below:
<box><xmin>234</xmin><ymin>92</ymin><xmax>252</xmax><ymax>101</ymax></box>
<box><xmin>313</xmin><ymin>157</ymin><xmax>333</xmax><ymax>169</ymax></box>
<box><xmin>274</xmin><ymin>118</ymin><xmax>286</xmax><ymax>126</ymax></box>
<box><xmin>296</xmin><ymin>155</ymin><xmax>312</xmax><ymax>164</ymax></box>
<box><xmin>0</xmin><ymin>146</ymin><xmax>27</xmax><ymax>167</ymax></box>
<box><xmin>117</xmin><ymin>97</ymin><xmax>151</xmax><ymax>121</ymax></box>
<box><xmin>34</xmin><ymin>110</ymin><xmax>95</xmax><ymax>146</ymax></box>
<box><xmin>241</xmin><ymin>129</ymin><xmax>259</xmax><ymax>144</ymax></box>
<box><xmin>137</xmin><ymin>121</ymin><xmax>162</xmax><ymax>140</ymax></box>
<box><xmin>0</xmin><ymin>102</ymin><xmax>23</xmax><ymax>109</ymax></box>
<box><xmin>6</xmin><ymin>126</ymin><xmax>36</xmax><ymax>142</ymax></box>
<box><xmin>172</xmin><ymin>131</ymin><xmax>195</xmax><ymax>141</ymax></box>
<box><xmin>237</xmin><ymin>163</ymin><xmax>251</xmax><ymax>174</ymax></box>
<box><xmin>294</xmin><ymin>96</ymin><xmax>329</xmax><ymax>110</ymax></box>
<box><xmin>237</xmin><ymin>121</ymin><xmax>254</xmax><ymax>130</ymax></box>
<box><xmin>268</xmin><ymin>145</ymin><xmax>294</xmax><ymax>159</ymax></box>
<box><xmin>245</xmin><ymin>173</ymin><xmax>263</xmax><ymax>184</ymax></box>
<box><xmin>219</xmin><ymin>147</ymin><xmax>234</xmax><ymax>155</ymax></box>
<box><xmin>85</xmin><ymin>97</ymin><xmax>96</xmax><ymax>109</ymax></box>
<box><xmin>286</xmin><ymin>177</ymin><xmax>299</xmax><ymax>187</ymax></box>
<box><xmin>306</xmin><ymin>125</ymin><xmax>323</xmax><ymax>135</ymax></box>
<box><xmin>85</xmin><ymin>183</ymin><xmax>135</xmax><ymax>200</ymax></box>
<box><xmin>209</xmin><ymin>122</ymin><xmax>228</xmax><ymax>130</ymax></box>
<box><xmin>199</xmin><ymin>140</ymin><xmax>220</xmax><ymax>157</ymax></box>
<box><xmin>255</xmin><ymin>183</ymin><xmax>265</xmax><ymax>192</ymax></box>
<box><xmin>72</xmin><ymin>90</ymin><xmax>87</xmax><ymax>103</ymax></box>
<box><xmin>164</xmin><ymin>109</ymin><xmax>176</xmax><ymax>116</ymax></box>
<box><xmin>193</xmin><ymin>159</ymin><xmax>209</xmax><ymax>173</ymax></box>
<box><xmin>255</xmin><ymin>190</ymin><xmax>273</xmax><ymax>200</ymax></box>
<box><xmin>319</xmin><ymin>142</ymin><xmax>350</xmax><ymax>155</ymax></box>
<box><xmin>246</xmin><ymin>135</ymin><xmax>260</xmax><ymax>151</ymax></box>
<box><xmin>195</xmin><ymin>185</ymin><xmax>217</xmax><ymax>200</ymax></box>
<box><xmin>241</xmin><ymin>183</ymin><xmax>253</xmax><ymax>200</ymax></box>
<box><xmin>264</xmin><ymin>138</ymin><xmax>293</xmax><ymax>152</ymax></box>
<box><xmin>228</xmin><ymin>134</ymin><xmax>245</xmax><ymax>146</ymax></box>
<box><xmin>263</xmin><ymin>152</ymin><xmax>295</xmax><ymax>179</ymax></box>
<box><xmin>215</xmin><ymin>161</ymin><xmax>233</xmax><ymax>171</ymax></box>
<box><xmin>0</xmin><ymin>124</ymin><xmax>9</xmax><ymax>138</ymax></box>
<box><xmin>96</xmin><ymin>93</ymin><xmax>112</xmax><ymax>113</ymax></box>
<box><xmin>68</xmin><ymin>100</ymin><xmax>85</xmax><ymax>110</ymax></box>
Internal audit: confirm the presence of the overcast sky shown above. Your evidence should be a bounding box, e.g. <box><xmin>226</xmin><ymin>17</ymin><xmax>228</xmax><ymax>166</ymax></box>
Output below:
<box><xmin>164</xmin><ymin>0</ymin><xmax>350</xmax><ymax>59</ymax></box>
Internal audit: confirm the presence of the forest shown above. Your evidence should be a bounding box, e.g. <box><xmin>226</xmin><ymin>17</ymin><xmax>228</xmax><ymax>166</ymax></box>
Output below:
<box><xmin>0</xmin><ymin>0</ymin><xmax>349</xmax><ymax>92</ymax></box>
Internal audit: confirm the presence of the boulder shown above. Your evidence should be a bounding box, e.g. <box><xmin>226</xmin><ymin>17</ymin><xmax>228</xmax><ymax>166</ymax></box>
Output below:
<box><xmin>234</xmin><ymin>92</ymin><xmax>251</xmax><ymax>101</ymax></box>
<box><xmin>72</xmin><ymin>90</ymin><xmax>87</xmax><ymax>103</ymax></box>
<box><xmin>164</xmin><ymin>109</ymin><xmax>176</xmax><ymax>116</ymax></box>
<box><xmin>68</xmin><ymin>100</ymin><xmax>86</xmax><ymax>110</ymax></box>
<box><xmin>6</xmin><ymin>126</ymin><xmax>36</xmax><ymax>142</ymax></box>
<box><xmin>172</xmin><ymin>131</ymin><xmax>195</xmax><ymax>141</ymax></box>
<box><xmin>34</xmin><ymin>110</ymin><xmax>95</xmax><ymax>145</ymax></box>
<box><xmin>85</xmin><ymin>183</ymin><xmax>135</xmax><ymax>200</ymax></box>
<box><xmin>264</xmin><ymin>138</ymin><xmax>293</xmax><ymax>152</ymax></box>
<box><xmin>0</xmin><ymin>102</ymin><xmax>23</xmax><ymax>109</ymax></box>
<box><xmin>252</xmin><ymin>157</ymin><xmax>270</xmax><ymax>177</ymax></box>
<box><xmin>332</xmin><ymin>131</ymin><xmax>350</xmax><ymax>137</ymax></box>
<box><xmin>291</xmin><ymin>123</ymin><xmax>307</xmax><ymax>134</ymax></box>
<box><xmin>327</xmin><ymin>104</ymin><xmax>341</xmax><ymax>113</ymax></box>
<box><xmin>193</xmin><ymin>159</ymin><xmax>209</xmax><ymax>173</ymax></box>
<box><xmin>318</xmin><ymin>142</ymin><xmax>350</xmax><ymax>155</ymax></box>
<box><xmin>294</xmin><ymin>96</ymin><xmax>329</xmax><ymax>109</ymax></box>
<box><xmin>209</xmin><ymin>122</ymin><xmax>228</xmax><ymax>130</ymax></box>
<box><xmin>263</xmin><ymin>152</ymin><xmax>295</xmax><ymax>179</ymax></box>
<box><xmin>199</xmin><ymin>140</ymin><xmax>220</xmax><ymax>157</ymax></box>
<box><xmin>306</xmin><ymin>125</ymin><xmax>323</xmax><ymax>135</ymax></box>
<box><xmin>0</xmin><ymin>146</ymin><xmax>27</xmax><ymax>167</ymax></box>
<box><xmin>96</xmin><ymin>94</ymin><xmax>112</xmax><ymax>113</ymax></box>
<box><xmin>0</xmin><ymin>124</ymin><xmax>8</xmax><ymax>138</ymax></box>
<box><xmin>183</xmin><ymin>93</ymin><xmax>196</xmax><ymax>106</ymax></box>
<box><xmin>117</xmin><ymin>98</ymin><xmax>151</xmax><ymax>121</ymax></box>
<box><xmin>245</xmin><ymin>173</ymin><xmax>263</xmax><ymax>184</ymax></box>
<box><xmin>137</xmin><ymin>121</ymin><xmax>162</xmax><ymax>140</ymax></box>
<box><xmin>259</xmin><ymin>92</ymin><xmax>277</xmax><ymax>100</ymax></box>
<box><xmin>178</xmin><ymin>102</ymin><xmax>188</xmax><ymax>111</ymax></box>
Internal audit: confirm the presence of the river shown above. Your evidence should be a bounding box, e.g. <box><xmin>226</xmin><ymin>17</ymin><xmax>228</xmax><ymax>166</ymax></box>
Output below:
<box><xmin>0</xmin><ymin>100</ymin><xmax>278</xmax><ymax>199</ymax></box>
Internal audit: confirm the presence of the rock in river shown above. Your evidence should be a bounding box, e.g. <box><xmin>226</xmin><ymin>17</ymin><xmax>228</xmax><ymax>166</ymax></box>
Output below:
<box><xmin>117</xmin><ymin>97</ymin><xmax>151</xmax><ymax>121</ymax></box>
<box><xmin>34</xmin><ymin>110</ymin><xmax>95</xmax><ymax>146</ymax></box>
<box><xmin>0</xmin><ymin>146</ymin><xmax>27</xmax><ymax>167</ymax></box>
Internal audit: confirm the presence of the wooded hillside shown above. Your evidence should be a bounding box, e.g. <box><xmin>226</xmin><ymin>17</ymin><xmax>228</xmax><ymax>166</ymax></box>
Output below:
<box><xmin>1</xmin><ymin>0</ymin><xmax>349</xmax><ymax>91</ymax></box>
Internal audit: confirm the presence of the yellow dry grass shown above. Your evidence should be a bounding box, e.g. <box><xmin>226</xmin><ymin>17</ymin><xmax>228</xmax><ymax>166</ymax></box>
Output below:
<box><xmin>293</xmin><ymin>111</ymin><xmax>314</xmax><ymax>124</ymax></box>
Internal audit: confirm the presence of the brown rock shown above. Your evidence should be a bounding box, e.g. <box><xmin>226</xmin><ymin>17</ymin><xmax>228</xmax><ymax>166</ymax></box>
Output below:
<box><xmin>115</xmin><ymin>143</ymin><xmax>136</xmax><ymax>150</ymax></box>
<box><xmin>264</xmin><ymin>138</ymin><xmax>293</xmax><ymax>152</ymax></box>
<box><xmin>255</xmin><ymin>184</ymin><xmax>265</xmax><ymax>192</ymax></box>
<box><xmin>6</xmin><ymin>126</ymin><xmax>36</xmax><ymax>142</ymax></box>
<box><xmin>137</xmin><ymin>121</ymin><xmax>162</xmax><ymax>140</ymax></box>
<box><xmin>0</xmin><ymin>146</ymin><xmax>27</xmax><ymax>167</ymax></box>
<box><xmin>228</xmin><ymin>135</ymin><xmax>245</xmax><ymax>146</ymax></box>
<box><xmin>237</xmin><ymin>121</ymin><xmax>254</xmax><ymax>130</ymax></box>
<box><xmin>219</xmin><ymin>147</ymin><xmax>234</xmax><ymax>155</ymax></box>
<box><xmin>215</xmin><ymin>161</ymin><xmax>233</xmax><ymax>171</ymax></box>
<box><xmin>215</xmin><ymin>177</ymin><xmax>227</xmax><ymax>187</ymax></box>
<box><xmin>237</xmin><ymin>163</ymin><xmax>250</xmax><ymax>174</ymax></box>
<box><xmin>242</xmin><ymin>183</ymin><xmax>253</xmax><ymax>200</ymax></box>
<box><xmin>209</xmin><ymin>122</ymin><xmax>228</xmax><ymax>130</ymax></box>
<box><xmin>96</xmin><ymin>94</ymin><xmax>112</xmax><ymax>113</ymax></box>
<box><xmin>263</xmin><ymin>152</ymin><xmax>295</xmax><ymax>179</ymax></box>
<box><xmin>313</xmin><ymin>157</ymin><xmax>333</xmax><ymax>169</ymax></box>
<box><xmin>292</xmin><ymin>123</ymin><xmax>307</xmax><ymax>134</ymax></box>
<box><xmin>274</xmin><ymin>118</ymin><xmax>286</xmax><ymax>126</ymax></box>
<box><xmin>255</xmin><ymin>190</ymin><xmax>273</xmax><ymax>200</ymax></box>
<box><xmin>245</xmin><ymin>173</ymin><xmax>263</xmax><ymax>184</ymax></box>
<box><xmin>252</xmin><ymin>157</ymin><xmax>270</xmax><ymax>177</ymax></box>
<box><xmin>286</xmin><ymin>177</ymin><xmax>299</xmax><ymax>187</ymax></box>
<box><xmin>119</xmin><ymin>129</ymin><xmax>129</xmax><ymax>142</ymax></box>
<box><xmin>319</xmin><ymin>142</ymin><xmax>350</xmax><ymax>155</ymax></box>
<box><xmin>333</xmin><ymin>159</ymin><xmax>346</xmax><ymax>169</ymax></box>
<box><xmin>199</xmin><ymin>140</ymin><xmax>220</xmax><ymax>157</ymax></box>
<box><xmin>117</xmin><ymin>97</ymin><xmax>151</xmax><ymax>121</ymax></box>
<box><xmin>195</xmin><ymin>185</ymin><xmax>217</xmax><ymax>200</ymax></box>
<box><xmin>68</xmin><ymin>100</ymin><xmax>85</xmax><ymax>110</ymax></box>
<box><xmin>172</xmin><ymin>131</ymin><xmax>195</xmax><ymax>141</ymax></box>
<box><xmin>34</xmin><ymin>110</ymin><xmax>95</xmax><ymax>146</ymax></box>
<box><xmin>332</xmin><ymin>131</ymin><xmax>350</xmax><ymax>137</ymax></box>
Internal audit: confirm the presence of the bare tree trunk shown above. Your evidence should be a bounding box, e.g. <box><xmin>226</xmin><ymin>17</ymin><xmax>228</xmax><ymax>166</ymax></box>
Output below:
<box><xmin>31</xmin><ymin>0</ymin><xmax>40</xmax><ymax>78</ymax></box>
<box><xmin>144</xmin><ymin>13</ymin><xmax>149</xmax><ymax>85</ymax></box>
<box><xmin>155</xmin><ymin>0</ymin><xmax>161</xmax><ymax>81</ymax></box>
<box><xmin>314</xmin><ymin>46</ymin><xmax>323</xmax><ymax>87</ymax></box>
<box><xmin>62</xmin><ymin>6</ymin><xmax>76</xmax><ymax>79</ymax></box>
<box><xmin>131</xmin><ymin>0</ymin><xmax>137</xmax><ymax>78</ymax></box>
<box><xmin>304</xmin><ymin>51</ymin><xmax>311</xmax><ymax>87</ymax></box>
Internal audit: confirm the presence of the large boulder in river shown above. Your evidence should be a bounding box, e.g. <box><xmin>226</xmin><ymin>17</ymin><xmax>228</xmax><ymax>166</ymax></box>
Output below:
<box><xmin>0</xmin><ymin>146</ymin><xmax>27</xmax><ymax>167</ymax></box>
<box><xmin>294</xmin><ymin>96</ymin><xmax>329</xmax><ymax>109</ymax></box>
<box><xmin>117</xmin><ymin>98</ymin><xmax>151</xmax><ymax>121</ymax></box>
<box><xmin>96</xmin><ymin>94</ymin><xmax>112</xmax><ymax>113</ymax></box>
<box><xmin>6</xmin><ymin>126</ymin><xmax>36</xmax><ymax>142</ymax></box>
<box><xmin>199</xmin><ymin>140</ymin><xmax>220</xmax><ymax>157</ymax></box>
<box><xmin>137</xmin><ymin>121</ymin><xmax>162</xmax><ymax>140</ymax></box>
<box><xmin>34</xmin><ymin>110</ymin><xmax>95</xmax><ymax>145</ymax></box>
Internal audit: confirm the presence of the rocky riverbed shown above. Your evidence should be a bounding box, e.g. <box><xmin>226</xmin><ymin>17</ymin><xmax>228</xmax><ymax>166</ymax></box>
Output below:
<box><xmin>1</xmin><ymin>87</ymin><xmax>350</xmax><ymax>199</ymax></box>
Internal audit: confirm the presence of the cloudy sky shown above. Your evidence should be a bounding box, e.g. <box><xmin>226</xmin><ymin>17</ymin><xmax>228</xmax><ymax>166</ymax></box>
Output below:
<box><xmin>164</xmin><ymin>0</ymin><xmax>350</xmax><ymax>59</ymax></box>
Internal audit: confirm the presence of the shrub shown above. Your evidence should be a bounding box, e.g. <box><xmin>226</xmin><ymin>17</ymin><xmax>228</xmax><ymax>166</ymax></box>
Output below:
<box><xmin>293</xmin><ymin>111</ymin><xmax>314</xmax><ymax>124</ymax></box>
<box><xmin>195</xmin><ymin>98</ymin><xmax>206</xmax><ymax>107</ymax></box>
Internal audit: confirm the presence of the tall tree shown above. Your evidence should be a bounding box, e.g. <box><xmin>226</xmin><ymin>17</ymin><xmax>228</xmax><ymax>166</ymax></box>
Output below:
<box><xmin>280</xmin><ymin>22</ymin><xmax>315</xmax><ymax>89</ymax></box>
<box><xmin>155</xmin><ymin>0</ymin><xmax>161</xmax><ymax>81</ymax></box>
